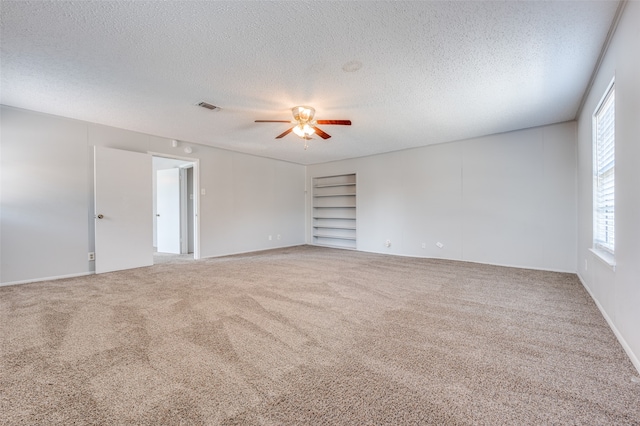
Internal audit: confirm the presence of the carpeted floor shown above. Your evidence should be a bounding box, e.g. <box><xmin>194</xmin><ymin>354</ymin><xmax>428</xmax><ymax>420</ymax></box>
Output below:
<box><xmin>1</xmin><ymin>245</ymin><xmax>639</xmax><ymax>425</ymax></box>
<box><xmin>153</xmin><ymin>252</ymin><xmax>195</xmax><ymax>265</ymax></box>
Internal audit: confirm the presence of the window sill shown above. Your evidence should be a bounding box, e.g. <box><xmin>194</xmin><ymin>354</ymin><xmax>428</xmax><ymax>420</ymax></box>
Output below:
<box><xmin>589</xmin><ymin>248</ymin><xmax>616</xmax><ymax>271</ymax></box>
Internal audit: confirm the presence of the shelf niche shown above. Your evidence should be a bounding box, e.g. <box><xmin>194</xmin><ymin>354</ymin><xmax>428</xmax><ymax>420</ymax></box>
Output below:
<box><xmin>312</xmin><ymin>173</ymin><xmax>356</xmax><ymax>249</ymax></box>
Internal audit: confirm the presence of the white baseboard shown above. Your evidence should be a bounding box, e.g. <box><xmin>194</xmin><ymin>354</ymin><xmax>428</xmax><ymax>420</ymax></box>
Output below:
<box><xmin>198</xmin><ymin>243</ymin><xmax>306</xmax><ymax>260</ymax></box>
<box><xmin>355</xmin><ymin>247</ymin><xmax>576</xmax><ymax>274</ymax></box>
<box><xmin>0</xmin><ymin>271</ymin><xmax>95</xmax><ymax>287</ymax></box>
<box><xmin>577</xmin><ymin>273</ymin><xmax>640</xmax><ymax>375</ymax></box>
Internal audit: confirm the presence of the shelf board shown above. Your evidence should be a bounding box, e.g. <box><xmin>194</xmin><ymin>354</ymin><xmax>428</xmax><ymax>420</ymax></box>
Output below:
<box><xmin>313</xmin><ymin>225</ymin><xmax>356</xmax><ymax>230</ymax></box>
<box><xmin>313</xmin><ymin>193</ymin><xmax>356</xmax><ymax>197</ymax></box>
<box><xmin>314</xmin><ymin>234</ymin><xmax>356</xmax><ymax>240</ymax></box>
<box><xmin>313</xmin><ymin>206</ymin><xmax>356</xmax><ymax>209</ymax></box>
<box><xmin>311</xmin><ymin>242</ymin><xmax>356</xmax><ymax>250</ymax></box>
<box><xmin>313</xmin><ymin>216</ymin><xmax>356</xmax><ymax>220</ymax></box>
<box><xmin>313</xmin><ymin>183</ymin><xmax>356</xmax><ymax>188</ymax></box>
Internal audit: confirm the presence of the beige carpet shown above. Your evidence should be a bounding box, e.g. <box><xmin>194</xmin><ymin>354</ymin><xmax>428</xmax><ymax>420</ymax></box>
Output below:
<box><xmin>1</xmin><ymin>245</ymin><xmax>639</xmax><ymax>425</ymax></box>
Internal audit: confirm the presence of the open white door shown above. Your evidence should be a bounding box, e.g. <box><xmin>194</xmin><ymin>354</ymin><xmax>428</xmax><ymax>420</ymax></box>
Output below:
<box><xmin>156</xmin><ymin>168</ymin><xmax>181</xmax><ymax>254</ymax></box>
<box><xmin>94</xmin><ymin>146</ymin><xmax>153</xmax><ymax>273</ymax></box>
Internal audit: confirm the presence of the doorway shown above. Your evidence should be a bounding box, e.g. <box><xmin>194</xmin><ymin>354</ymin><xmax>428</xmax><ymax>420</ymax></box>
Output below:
<box><xmin>152</xmin><ymin>155</ymin><xmax>199</xmax><ymax>262</ymax></box>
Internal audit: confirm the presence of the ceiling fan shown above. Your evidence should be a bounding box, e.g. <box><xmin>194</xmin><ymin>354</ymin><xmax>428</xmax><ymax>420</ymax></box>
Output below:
<box><xmin>255</xmin><ymin>106</ymin><xmax>351</xmax><ymax>148</ymax></box>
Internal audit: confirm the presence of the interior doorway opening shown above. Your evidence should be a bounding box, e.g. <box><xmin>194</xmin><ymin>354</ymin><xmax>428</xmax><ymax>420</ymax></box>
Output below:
<box><xmin>152</xmin><ymin>155</ymin><xmax>200</xmax><ymax>262</ymax></box>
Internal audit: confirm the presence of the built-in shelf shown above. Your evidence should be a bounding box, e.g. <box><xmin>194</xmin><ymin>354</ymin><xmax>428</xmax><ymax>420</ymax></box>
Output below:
<box><xmin>312</xmin><ymin>173</ymin><xmax>356</xmax><ymax>250</ymax></box>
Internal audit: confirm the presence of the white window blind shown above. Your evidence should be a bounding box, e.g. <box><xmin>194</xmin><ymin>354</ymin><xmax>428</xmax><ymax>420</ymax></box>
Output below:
<box><xmin>593</xmin><ymin>83</ymin><xmax>615</xmax><ymax>254</ymax></box>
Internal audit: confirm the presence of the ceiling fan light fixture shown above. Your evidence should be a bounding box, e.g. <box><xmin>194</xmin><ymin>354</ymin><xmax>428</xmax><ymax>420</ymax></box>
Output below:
<box><xmin>292</xmin><ymin>106</ymin><xmax>315</xmax><ymax>123</ymax></box>
<box><xmin>293</xmin><ymin>123</ymin><xmax>315</xmax><ymax>138</ymax></box>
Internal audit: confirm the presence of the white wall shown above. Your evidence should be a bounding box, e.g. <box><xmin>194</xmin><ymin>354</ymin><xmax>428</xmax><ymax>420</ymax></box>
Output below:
<box><xmin>0</xmin><ymin>106</ymin><xmax>306</xmax><ymax>285</ymax></box>
<box><xmin>1</xmin><ymin>108</ymin><xmax>90</xmax><ymax>283</ymax></box>
<box><xmin>307</xmin><ymin>121</ymin><xmax>577</xmax><ymax>272</ymax></box>
<box><xmin>576</xmin><ymin>1</ymin><xmax>640</xmax><ymax>372</ymax></box>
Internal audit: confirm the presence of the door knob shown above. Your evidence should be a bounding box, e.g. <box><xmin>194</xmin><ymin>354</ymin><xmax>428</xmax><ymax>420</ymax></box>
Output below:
<box><xmin>97</xmin><ymin>214</ymin><xmax>104</xmax><ymax>219</ymax></box>
<box><xmin>156</xmin><ymin>214</ymin><xmax>160</xmax><ymax>217</ymax></box>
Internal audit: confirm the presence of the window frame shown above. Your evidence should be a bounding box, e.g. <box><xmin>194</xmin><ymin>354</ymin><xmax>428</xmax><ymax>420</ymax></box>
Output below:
<box><xmin>592</xmin><ymin>78</ymin><xmax>616</xmax><ymax>260</ymax></box>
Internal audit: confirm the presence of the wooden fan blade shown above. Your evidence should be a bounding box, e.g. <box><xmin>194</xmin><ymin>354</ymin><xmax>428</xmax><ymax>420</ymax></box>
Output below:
<box><xmin>275</xmin><ymin>127</ymin><xmax>294</xmax><ymax>139</ymax></box>
<box><xmin>312</xmin><ymin>126</ymin><xmax>331</xmax><ymax>139</ymax></box>
<box><xmin>255</xmin><ymin>120</ymin><xmax>292</xmax><ymax>123</ymax></box>
<box><xmin>316</xmin><ymin>120</ymin><xmax>351</xmax><ymax>125</ymax></box>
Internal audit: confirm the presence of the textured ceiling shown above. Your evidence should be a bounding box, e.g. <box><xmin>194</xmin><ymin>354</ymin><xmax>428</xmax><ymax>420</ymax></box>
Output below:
<box><xmin>0</xmin><ymin>1</ymin><xmax>620</xmax><ymax>165</ymax></box>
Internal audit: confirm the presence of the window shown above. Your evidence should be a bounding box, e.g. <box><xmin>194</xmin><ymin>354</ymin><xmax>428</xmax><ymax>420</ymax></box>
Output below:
<box><xmin>593</xmin><ymin>81</ymin><xmax>615</xmax><ymax>255</ymax></box>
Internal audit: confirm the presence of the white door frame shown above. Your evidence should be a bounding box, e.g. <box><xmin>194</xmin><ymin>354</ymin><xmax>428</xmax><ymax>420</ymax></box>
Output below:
<box><xmin>150</xmin><ymin>152</ymin><xmax>201</xmax><ymax>260</ymax></box>
<box><xmin>178</xmin><ymin>165</ymin><xmax>190</xmax><ymax>254</ymax></box>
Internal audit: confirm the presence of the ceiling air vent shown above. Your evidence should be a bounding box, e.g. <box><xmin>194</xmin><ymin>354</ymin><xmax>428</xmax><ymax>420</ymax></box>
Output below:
<box><xmin>197</xmin><ymin>101</ymin><xmax>220</xmax><ymax>111</ymax></box>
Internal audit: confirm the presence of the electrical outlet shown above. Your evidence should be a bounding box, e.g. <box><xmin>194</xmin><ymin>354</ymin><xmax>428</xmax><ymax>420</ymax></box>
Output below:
<box><xmin>277</xmin><ymin>234</ymin><xmax>281</xmax><ymax>240</ymax></box>
<box><xmin>88</xmin><ymin>252</ymin><xmax>95</xmax><ymax>261</ymax></box>
<box><xmin>268</xmin><ymin>235</ymin><xmax>272</xmax><ymax>241</ymax></box>
<box><xmin>385</xmin><ymin>239</ymin><xmax>391</xmax><ymax>248</ymax></box>
<box><xmin>421</xmin><ymin>243</ymin><xmax>426</xmax><ymax>249</ymax></box>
